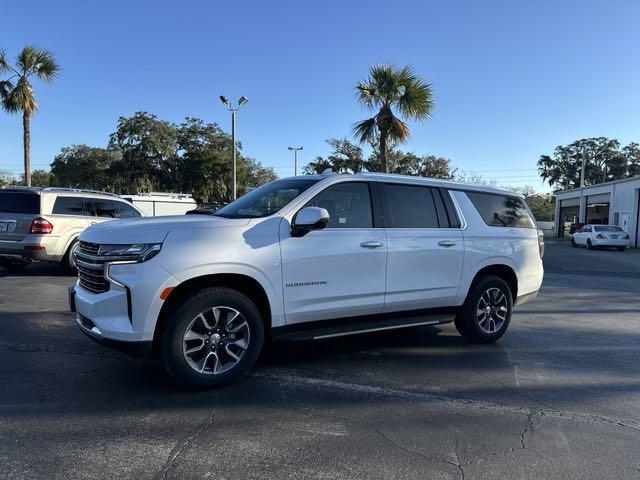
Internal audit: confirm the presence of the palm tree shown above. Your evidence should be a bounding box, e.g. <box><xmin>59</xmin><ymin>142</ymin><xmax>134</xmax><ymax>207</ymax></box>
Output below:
<box><xmin>353</xmin><ymin>64</ymin><xmax>434</xmax><ymax>173</ymax></box>
<box><xmin>0</xmin><ymin>46</ymin><xmax>59</xmax><ymax>186</ymax></box>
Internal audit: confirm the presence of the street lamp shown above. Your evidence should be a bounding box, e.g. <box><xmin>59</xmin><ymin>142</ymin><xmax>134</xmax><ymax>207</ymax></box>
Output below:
<box><xmin>288</xmin><ymin>146</ymin><xmax>303</xmax><ymax>176</ymax></box>
<box><xmin>220</xmin><ymin>95</ymin><xmax>249</xmax><ymax>200</ymax></box>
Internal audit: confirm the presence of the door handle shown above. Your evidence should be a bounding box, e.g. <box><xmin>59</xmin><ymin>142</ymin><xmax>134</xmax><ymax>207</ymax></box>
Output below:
<box><xmin>90</xmin><ymin>222</ymin><xmax>97</xmax><ymax>225</ymax></box>
<box><xmin>438</xmin><ymin>240</ymin><xmax>456</xmax><ymax>248</ymax></box>
<box><xmin>360</xmin><ymin>241</ymin><xmax>384</xmax><ymax>249</ymax></box>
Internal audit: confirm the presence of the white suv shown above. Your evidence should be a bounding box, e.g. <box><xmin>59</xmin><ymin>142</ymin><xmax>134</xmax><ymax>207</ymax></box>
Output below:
<box><xmin>0</xmin><ymin>187</ymin><xmax>143</xmax><ymax>271</ymax></box>
<box><xmin>70</xmin><ymin>173</ymin><xmax>544</xmax><ymax>387</ymax></box>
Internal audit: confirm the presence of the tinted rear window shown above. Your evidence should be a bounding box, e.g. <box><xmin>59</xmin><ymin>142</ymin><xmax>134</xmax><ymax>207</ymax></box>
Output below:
<box><xmin>467</xmin><ymin>192</ymin><xmax>535</xmax><ymax>229</ymax></box>
<box><xmin>594</xmin><ymin>226</ymin><xmax>622</xmax><ymax>232</ymax></box>
<box><xmin>384</xmin><ymin>184</ymin><xmax>439</xmax><ymax>228</ymax></box>
<box><xmin>113</xmin><ymin>201</ymin><xmax>141</xmax><ymax>218</ymax></box>
<box><xmin>90</xmin><ymin>200</ymin><xmax>118</xmax><ymax>218</ymax></box>
<box><xmin>0</xmin><ymin>192</ymin><xmax>40</xmax><ymax>214</ymax></box>
<box><xmin>52</xmin><ymin>197</ymin><xmax>85</xmax><ymax>215</ymax></box>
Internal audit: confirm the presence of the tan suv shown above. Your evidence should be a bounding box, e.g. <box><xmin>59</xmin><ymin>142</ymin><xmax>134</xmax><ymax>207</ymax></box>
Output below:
<box><xmin>0</xmin><ymin>187</ymin><xmax>143</xmax><ymax>272</ymax></box>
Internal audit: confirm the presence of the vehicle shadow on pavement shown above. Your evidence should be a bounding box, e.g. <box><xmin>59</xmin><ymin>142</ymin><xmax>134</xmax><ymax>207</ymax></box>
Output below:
<box><xmin>2</xmin><ymin>308</ymin><xmax>640</xmax><ymax>416</ymax></box>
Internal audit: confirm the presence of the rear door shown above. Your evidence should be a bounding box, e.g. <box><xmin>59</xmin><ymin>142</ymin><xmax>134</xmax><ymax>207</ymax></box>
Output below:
<box><xmin>382</xmin><ymin>184</ymin><xmax>464</xmax><ymax>312</ymax></box>
<box><xmin>49</xmin><ymin>196</ymin><xmax>91</xmax><ymax>250</ymax></box>
<box><xmin>0</xmin><ymin>191</ymin><xmax>41</xmax><ymax>241</ymax></box>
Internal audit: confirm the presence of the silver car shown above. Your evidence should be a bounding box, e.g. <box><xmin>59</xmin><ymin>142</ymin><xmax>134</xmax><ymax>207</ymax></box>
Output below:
<box><xmin>0</xmin><ymin>187</ymin><xmax>143</xmax><ymax>271</ymax></box>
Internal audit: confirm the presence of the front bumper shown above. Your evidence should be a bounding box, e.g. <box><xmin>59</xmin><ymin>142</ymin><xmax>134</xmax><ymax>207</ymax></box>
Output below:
<box><xmin>74</xmin><ymin>309</ymin><xmax>153</xmax><ymax>356</ymax></box>
<box><xmin>71</xmin><ymin>260</ymin><xmax>179</xmax><ymax>343</ymax></box>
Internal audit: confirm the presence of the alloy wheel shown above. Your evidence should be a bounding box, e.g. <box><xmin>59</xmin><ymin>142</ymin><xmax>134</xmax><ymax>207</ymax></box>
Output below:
<box><xmin>182</xmin><ymin>306</ymin><xmax>250</xmax><ymax>375</ymax></box>
<box><xmin>476</xmin><ymin>288</ymin><xmax>508</xmax><ymax>334</ymax></box>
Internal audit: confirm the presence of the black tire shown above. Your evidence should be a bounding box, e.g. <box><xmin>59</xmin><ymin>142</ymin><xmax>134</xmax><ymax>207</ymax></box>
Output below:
<box><xmin>159</xmin><ymin>287</ymin><xmax>264</xmax><ymax>388</ymax></box>
<box><xmin>455</xmin><ymin>275</ymin><xmax>513</xmax><ymax>344</ymax></box>
<box><xmin>586</xmin><ymin>239</ymin><xmax>593</xmax><ymax>250</ymax></box>
<box><xmin>570</xmin><ymin>237</ymin><xmax>576</xmax><ymax>247</ymax></box>
<box><xmin>617</xmin><ymin>246</ymin><xmax>626</xmax><ymax>251</ymax></box>
<box><xmin>63</xmin><ymin>240</ymin><xmax>79</xmax><ymax>273</ymax></box>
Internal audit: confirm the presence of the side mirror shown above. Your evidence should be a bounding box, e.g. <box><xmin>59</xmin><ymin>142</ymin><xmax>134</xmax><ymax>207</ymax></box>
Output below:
<box><xmin>291</xmin><ymin>207</ymin><xmax>329</xmax><ymax>237</ymax></box>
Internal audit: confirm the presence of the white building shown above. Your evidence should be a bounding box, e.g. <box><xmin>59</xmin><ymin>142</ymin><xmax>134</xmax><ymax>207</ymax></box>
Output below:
<box><xmin>554</xmin><ymin>176</ymin><xmax>640</xmax><ymax>247</ymax></box>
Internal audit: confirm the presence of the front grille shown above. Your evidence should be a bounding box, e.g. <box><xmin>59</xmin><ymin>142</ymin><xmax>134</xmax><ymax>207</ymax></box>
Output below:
<box><xmin>75</xmin><ymin>241</ymin><xmax>110</xmax><ymax>293</ymax></box>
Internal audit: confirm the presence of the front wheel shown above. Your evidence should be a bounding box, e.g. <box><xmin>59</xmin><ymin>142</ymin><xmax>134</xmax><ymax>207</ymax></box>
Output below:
<box><xmin>617</xmin><ymin>246</ymin><xmax>626</xmax><ymax>251</ymax></box>
<box><xmin>570</xmin><ymin>237</ymin><xmax>576</xmax><ymax>247</ymax></box>
<box><xmin>586</xmin><ymin>239</ymin><xmax>594</xmax><ymax>250</ymax></box>
<box><xmin>454</xmin><ymin>275</ymin><xmax>513</xmax><ymax>344</ymax></box>
<box><xmin>159</xmin><ymin>287</ymin><xmax>264</xmax><ymax>388</ymax></box>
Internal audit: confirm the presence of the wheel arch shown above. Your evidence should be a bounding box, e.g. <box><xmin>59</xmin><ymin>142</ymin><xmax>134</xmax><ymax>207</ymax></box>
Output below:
<box><xmin>153</xmin><ymin>273</ymin><xmax>273</xmax><ymax>352</ymax></box>
<box><xmin>466</xmin><ymin>264</ymin><xmax>518</xmax><ymax>303</ymax></box>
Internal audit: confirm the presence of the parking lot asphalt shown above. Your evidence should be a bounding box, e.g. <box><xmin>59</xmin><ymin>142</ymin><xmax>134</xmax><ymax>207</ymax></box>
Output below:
<box><xmin>1</xmin><ymin>241</ymin><xmax>640</xmax><ymax>480</ymax></box>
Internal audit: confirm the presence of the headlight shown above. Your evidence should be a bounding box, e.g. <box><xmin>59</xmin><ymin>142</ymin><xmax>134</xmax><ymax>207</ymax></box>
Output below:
<box><xmin>98</xmin><ymin>243</ymin><xmax>162</xmax><ymax>262</ymax></box>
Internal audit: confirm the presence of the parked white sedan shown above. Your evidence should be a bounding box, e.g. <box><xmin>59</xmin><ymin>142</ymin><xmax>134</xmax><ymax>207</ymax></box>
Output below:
<box><xmin>570</xmin><ymin>224</ymin><xmax>630</xmax><ymax>251</ymax></box>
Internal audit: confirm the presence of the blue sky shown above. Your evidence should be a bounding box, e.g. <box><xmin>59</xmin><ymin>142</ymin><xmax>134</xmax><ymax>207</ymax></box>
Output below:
<box><xmin>1</xmin><ymin>0</ymin><xmax>639</xmax><ymax>191</ymax></box>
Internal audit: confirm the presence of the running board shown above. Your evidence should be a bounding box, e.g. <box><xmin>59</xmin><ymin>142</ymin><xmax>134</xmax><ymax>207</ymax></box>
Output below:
<box><xmin>272</xmin><ymin>313</ymin><xmax>455</xmax><ymax>342</ymax></box>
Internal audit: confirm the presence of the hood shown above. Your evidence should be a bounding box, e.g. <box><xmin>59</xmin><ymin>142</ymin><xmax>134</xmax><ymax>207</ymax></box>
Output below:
<box><xmin>79</xmin><ymin>215</ymin><xmax>250</xmax><ymax>244</ymax></box>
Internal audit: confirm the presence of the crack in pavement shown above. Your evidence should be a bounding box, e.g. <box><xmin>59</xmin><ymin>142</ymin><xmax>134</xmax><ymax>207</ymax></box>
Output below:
<box><xmin>369</xmin><ymin>424</ymin><xmax>465</xmax><ymax>479</ymax></box>
<box><xmin>153</xmin><ymin>411</ymin><xmax>216</xmax><ymax>480</ymax></box>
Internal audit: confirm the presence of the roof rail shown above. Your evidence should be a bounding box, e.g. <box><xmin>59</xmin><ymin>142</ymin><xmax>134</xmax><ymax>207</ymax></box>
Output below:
<box><xmin>41</xmin><ymin>187</ymin><xmax>121</xmax><ymax>197</ymax></box>
<box><xmin>0</xmin><ymin>185</ymin><xmax>43</xmax><ymax>191</ymax></box>
<box><xmin>132</xmin><ymin>192</ymin><xmax>193</xmax><ymax>198</ymax></box>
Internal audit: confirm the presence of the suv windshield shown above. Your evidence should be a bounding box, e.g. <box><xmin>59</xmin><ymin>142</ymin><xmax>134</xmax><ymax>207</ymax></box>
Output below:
<box><xmin>214</xmin><ymin>178</ymin><xmax>319</xmax><ymax>219</ymax></box>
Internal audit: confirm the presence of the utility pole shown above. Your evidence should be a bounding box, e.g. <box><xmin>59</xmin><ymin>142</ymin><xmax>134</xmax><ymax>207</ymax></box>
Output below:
<box><xmin>219</xmin><ymin>95</ymin><xmax>249</xmax><ymax>200</ymax></box>
<box><xmin>288</xmin><ymin>146</ymin><xmax>303</xmax><ymax>176</ymax></box>
<box><xmin>579</xmin><ymin>149</ymin><xmax>587</xmax><ymax>224</ymax></box>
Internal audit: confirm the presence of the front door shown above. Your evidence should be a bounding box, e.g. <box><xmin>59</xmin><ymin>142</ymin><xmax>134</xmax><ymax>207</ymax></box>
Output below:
<box><xmin>279</xmin><ymin>181</ymin><xmax>386</xmax><ymax>324</ymax></box>
<box><xmin>381</xmin><ymin>184</ymin><xmax>464</xmax><ymax>311</ymax></box>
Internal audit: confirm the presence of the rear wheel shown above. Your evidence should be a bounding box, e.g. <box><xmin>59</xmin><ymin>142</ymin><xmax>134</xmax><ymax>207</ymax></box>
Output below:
<box><xmin>159</xmin><ymin>287</ymin><xmax>264</xmax><ymax>388</ymax></box>
<box><xmin>455</xmin><ymin>275</ymin><xmax>513</xmax><ymax>344</ymax></box>
<box><xmin>617</xmin><ymin>246</ymin><xmax>626</xmax><ymax>251</ymax></box>
<box><xmin>63</xmin><ymin>240</ymin><xmax>79</xmax><ymax>273</ymax></box>
<box><xmin>586</xmin><ymin>239</ymin><xmax>594</xmax><ymax>250</ymax></box>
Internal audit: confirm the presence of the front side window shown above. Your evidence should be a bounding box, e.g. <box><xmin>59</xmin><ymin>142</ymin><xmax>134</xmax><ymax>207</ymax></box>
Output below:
<box><xmin>384</xmin><ymin>184</ymin><xmax>439</xmax><ymax>228</ymax></box>
<box><xmin>467</xmin><ymin>192</ymin><xmax>536</xmax><ymax>229</ymax></box>
<box><xmin>52</xmin><ymin>197</ymin><xmax>85</xmax><ymax>216</ymax></box>
<box><xmin>114</xmin><ymin>201</ymin><xmax>141</xmax><ymax>218</ymax></box>
<box><xmin>304</xmin><ymin>182</ymin><xmax>373</xmax><ymax>228</ymax></box>
<box><xmin>215</xmin><ymin>179</ymin><xmax>319</xmax><ymax>219</ymax></box>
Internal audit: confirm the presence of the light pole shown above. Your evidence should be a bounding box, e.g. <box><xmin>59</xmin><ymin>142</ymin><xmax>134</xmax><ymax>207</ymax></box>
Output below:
<box><xmin>220</xmin><ymin>95</ymin><xmax>249</xmax><ymax>200</ymax></box>
<box><xmin>288</xmin><ymin>146</ymin><xmax>303</xmax><ymax>176</ymax></box>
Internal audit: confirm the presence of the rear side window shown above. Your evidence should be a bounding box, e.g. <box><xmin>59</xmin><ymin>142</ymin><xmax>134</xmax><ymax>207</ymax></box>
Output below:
<box><xmin>88</xmin><ymin>199</ymin><xmax>118</xmax><ymax>218</ymax></box>
<box><xmin>0</xmin><ymin>192</ymin><xmax>40</xmax><ymax>214</ymax></box>
<box><xmin>467</xmin><ymin>192</ymin><xmax>535</xmax><ymax>229</ymax></box>
<box><xmin>52</xmin><ymin>197</ymin><xmax>85</xmax><ymax>216</ymax></box>
<box><xmin>304</xmin><ymin>182</ymin><xmax>373</xmax><ymax>228</ymax></box>
<box><xmin>383</xmin><ymin>184</ymin><xmax>439</xmax><ymax>228</ymax></box>
<box><xmin>114</xmin><ymin>201</ymin><xmax>141</xmax><ymax>218</ymax></box>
